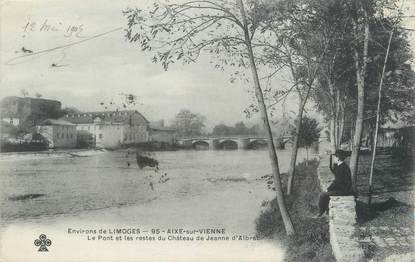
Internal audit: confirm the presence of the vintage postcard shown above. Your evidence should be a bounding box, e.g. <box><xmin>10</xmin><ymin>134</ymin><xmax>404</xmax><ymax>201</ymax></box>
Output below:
<box><xmin>0</xmin><ymin>0</ymin><xmax>414</xmax><ymax>261</ymax></box>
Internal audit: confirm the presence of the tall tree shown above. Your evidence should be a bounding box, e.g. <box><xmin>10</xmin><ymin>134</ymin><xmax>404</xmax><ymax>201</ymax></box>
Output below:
<box><xmin>233</xmin><ymin>121</ymin><xmax>249</xmax><ymax>135</ymax></box>
<box><xmin>309</xmin><ymin>0</ymin><xmax>355</xmax><ymax>152</ymax></box>
<box><xmin>348</xmin><ymin>0</ymin><xmax>370</xmax><ymax>192</ymax></box>
<box><xmin>309</xmin><ymin>0</ymin><xmax>414</xmax><ymax>192</ymax></box>
<box><xmin>260</xmin><ymin>0</ymin><xmax>329</xmax><ymax>195</ymax></box>
<box><xmin>238</xmin><ymin>0</ymin><xmax>294</xmax><ymax>234</ymax></box>
<box><xmin>124</xmin><ymin>0</ymin><xmax>295</xmax><ymax>235</ymax></box>
<box><xmin>212</xmin><ymin>123</ymin><xmax>232</xmax><ymax>136</ymax></box>
<box><xmin>172</xmin><ymin>109</ymin><xmax>206</xmax><ymax>137</ymax></box>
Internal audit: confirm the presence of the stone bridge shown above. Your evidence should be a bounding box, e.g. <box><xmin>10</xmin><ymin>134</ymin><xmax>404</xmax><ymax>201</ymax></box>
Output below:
<box><xmin>176</xmin><ymin>136</ymin><xmax>293</xmax><ymax>150</ymax></box>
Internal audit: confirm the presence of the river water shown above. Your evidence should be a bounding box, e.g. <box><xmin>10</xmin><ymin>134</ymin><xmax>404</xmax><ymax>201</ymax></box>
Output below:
<box><xmin>0</xmin><ymin>148</ymin><xmax>309</xmax><ymax>224</ymax></box>
<box><xmin>0</xmin><ymin>148</ymin><xmax>312</xmax><ymax>262</ymax></box>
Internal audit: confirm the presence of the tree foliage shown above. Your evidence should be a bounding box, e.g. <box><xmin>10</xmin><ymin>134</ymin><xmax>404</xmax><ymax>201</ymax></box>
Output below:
<box><xmin>212</xmin><ymin>121</ymin><xmax>263</xmax><ymax>136</ymax></box>
<box><xmin>171</xmin><ymin>109</ymin><xmax>206</xmax><ymax>137</ymax></box>
<box><xmin>297</xmin><ymin>116</ymin><xmax>321</xmax><ymax>149</ymax></box>
<box><xmin>310</xmin><ymin>0</ymin><xmax>414</xmax><ymax>149</ymax></box>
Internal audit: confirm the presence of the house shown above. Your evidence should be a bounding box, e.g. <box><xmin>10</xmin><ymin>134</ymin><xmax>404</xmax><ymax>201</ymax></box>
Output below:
<box><xmin>360</xmin><ymin>120</ymin><xmax>415</xmax><ymax>149</ymax></box>
<box><xmin>36</xmin><ymin>119</ymin><xmax>77</xmax><ymax>148</ymax></box>
<box><xmin>62</xmin><ymin>110</ymin><xmax>150</xmax><ymax>148</ymax></box>
<box><xmin>378</xmin><ymin>121</ymin><xmax>414</xmax><ymax>148</ymax></box>
<box><xmin>149</xmin><ymin>121</ymin><xmax>176</xmax><ymax>144</ymax></box>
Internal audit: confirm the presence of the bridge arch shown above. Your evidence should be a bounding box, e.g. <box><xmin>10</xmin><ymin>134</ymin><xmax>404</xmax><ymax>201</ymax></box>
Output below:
<box><xmin>248</xmin><ymin>139</ymin><xmax>267</xmax><ymax>149</ymax></box>
<box><xmin>192</xmin><ymin>140</ymin><xmax>210</xmax><ymax>150</ymax></box>
<box><xmin>218</xmin><ymin>139</ymin><xmax>238</xmax><ymax>150</ymax></box>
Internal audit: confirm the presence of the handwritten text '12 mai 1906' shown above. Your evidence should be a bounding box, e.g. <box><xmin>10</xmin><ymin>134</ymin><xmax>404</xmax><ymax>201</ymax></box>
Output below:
<box><xmin>22</xmin><ymin>19</ymin><xmax>85</xmax><ymax>38</ymax></box>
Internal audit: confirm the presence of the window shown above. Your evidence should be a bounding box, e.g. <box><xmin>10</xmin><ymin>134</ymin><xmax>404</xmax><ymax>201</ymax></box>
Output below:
<box><xmin>70</xmin><ymin>134</ymin><xmax>73</xmax><ymax>139</ymax></box>
<box><xmin>99</xmin><ymin>134</ymin><xmax>103</xmax><ymax>139</ymax></box>
<box><xmin>99</xmin><ymin>125</ymin><xmax>102</xmax><ymax>130</ymax></box>
<box><xmin>57</xmin><ymin>133</ymin><xmax>60</xmax><ymax>139</ymax></box>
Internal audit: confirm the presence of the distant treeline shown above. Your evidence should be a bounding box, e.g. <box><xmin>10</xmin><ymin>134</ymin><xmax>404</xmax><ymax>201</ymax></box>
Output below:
<box><xmin>210</xmin><ymin>122</ymin><xmax>265</xmax><ymax>136</ymax></box>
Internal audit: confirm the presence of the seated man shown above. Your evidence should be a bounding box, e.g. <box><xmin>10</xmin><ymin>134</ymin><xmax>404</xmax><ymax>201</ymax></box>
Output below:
<box><xmin>317</xmin><ymin>149</ymin><xmax>353</xmax><ymax>217</ymax></box>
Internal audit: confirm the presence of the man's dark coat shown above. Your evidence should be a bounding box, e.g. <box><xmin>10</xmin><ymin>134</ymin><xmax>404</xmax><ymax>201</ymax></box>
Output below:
<box><xmin>327</xmin><ymin>162</ymin><xmax>353</xmax><ymax>195</ymax></box>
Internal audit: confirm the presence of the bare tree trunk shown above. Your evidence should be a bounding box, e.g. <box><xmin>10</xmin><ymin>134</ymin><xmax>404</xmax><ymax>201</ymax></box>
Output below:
<box><xmin>287</xmin><ymin>77</ymin><xmax>314</xmax><ymax>195</ymax></box>
<box><xmin>287</xmin><ymin>97</ymin><xmax>304</xmax><ymax>195</ymax></box>
<box><xmin>368</xmin><ymin>29</ymin><xmax>394</xmax><ymax>205</ymax></box>
<box><xmin>338</xmin><ymin>101</ymin><xmax>345</xmax><ymax>146</ymax></box>
<box><xmin>349</xmin><ymin>8</ymin><xmax>369</xmax><ymax>193</ymax></box>
<box><xmin>335</xmin><ymin>90</ymin><xmax>341</xmax><ymax>147</ymax></box>
<box><xmin>328</xmin><ymin>79</ymin><xmax>337</xmax><ymax>151</ymax></box>
<box><xmin>329</xmin><ymin>118</ymin><xmax>337</xmax><ymax>151</ymax></box>
<box><xmin>238</xmin><ymin>0</ymin><xmax>294</xmax><ymax>235</ymax></box>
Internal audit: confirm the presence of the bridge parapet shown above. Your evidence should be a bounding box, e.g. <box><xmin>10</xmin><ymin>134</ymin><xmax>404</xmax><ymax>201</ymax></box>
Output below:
<box><xmin>176</xmin><ymin>136</ymin><xmax>293</xmax><ymax>150</ymax></box>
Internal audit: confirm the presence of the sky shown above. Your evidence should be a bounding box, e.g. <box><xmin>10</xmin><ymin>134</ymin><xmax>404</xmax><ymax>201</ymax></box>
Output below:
<box><xmin>0</xmin><ymin>0</ymin><xmax>414</xmax><ymax>129</ymax></box>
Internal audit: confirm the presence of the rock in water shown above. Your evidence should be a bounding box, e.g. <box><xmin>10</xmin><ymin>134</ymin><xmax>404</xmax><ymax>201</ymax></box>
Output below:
<box><xmin>136</xmin><ymin>152</ymin><xmax>159</xmax><ymax>169</ymax></box>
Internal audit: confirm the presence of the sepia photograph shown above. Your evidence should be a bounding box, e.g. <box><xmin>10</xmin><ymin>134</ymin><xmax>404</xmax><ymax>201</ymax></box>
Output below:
<box><xmin>0</xmin><ymin>0</ymin><xmax>414</xmax><ymax>261</ymax></box>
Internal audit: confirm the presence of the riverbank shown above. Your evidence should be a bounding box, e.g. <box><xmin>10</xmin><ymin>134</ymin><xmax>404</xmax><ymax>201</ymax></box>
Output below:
<box><xmin>255</xmin><ymin>160</ymin><xmax>335</xmax><ymax>262</ymax></box>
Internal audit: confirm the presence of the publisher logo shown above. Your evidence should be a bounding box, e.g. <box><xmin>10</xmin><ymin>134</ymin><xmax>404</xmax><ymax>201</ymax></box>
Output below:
<box><xmin>34</xmin><ymin>234</ymin><xmax>52</xmax><ymax>252</ymax></box>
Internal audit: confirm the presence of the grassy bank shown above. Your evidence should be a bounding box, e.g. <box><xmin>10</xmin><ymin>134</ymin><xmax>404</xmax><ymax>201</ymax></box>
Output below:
<box><xmin>255</xmin><ymin>160</ymin><xmax>335</xmax><ymax>262</ymax></box>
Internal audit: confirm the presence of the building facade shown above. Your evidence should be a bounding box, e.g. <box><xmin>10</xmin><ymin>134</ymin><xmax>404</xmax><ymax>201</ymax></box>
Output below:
<box><xmin>63</xmin><ymin>110</ymin><xmax>150</xmax><ymax>148</ymax></box>
<box><xmin>148</xmin><ymin>124</ymin><xmax>177</xmax><ymax>144</ymax></box>
<box><xmin>37</xmin><ymin>119</ymin><xmax>77</xmax><ymax>148</ymax></box>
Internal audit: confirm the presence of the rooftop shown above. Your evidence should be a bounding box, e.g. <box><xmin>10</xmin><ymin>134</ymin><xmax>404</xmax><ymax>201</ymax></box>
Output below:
<box><xmin>62</xmin><ymin>110</ymin><xmax>149</xmax><ymax>125</ymax></box>
<box><xmin>39</xmin><ymin>119</ymin><xmax>75</xmax><ymax>126</ymax></box>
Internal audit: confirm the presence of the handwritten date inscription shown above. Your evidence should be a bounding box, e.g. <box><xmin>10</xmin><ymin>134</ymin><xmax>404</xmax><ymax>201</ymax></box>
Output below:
<box><xmin>22</xmin><ymin>19</ymin><xmax>85</xmax><ymax>38</ymax></box>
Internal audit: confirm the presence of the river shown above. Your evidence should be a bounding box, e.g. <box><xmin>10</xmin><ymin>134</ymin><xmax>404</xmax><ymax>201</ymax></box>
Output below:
<box><xmin>0</xmin><ymin>148</ymin><xmax>309</xmax><ymax>223</ymax></box>
<box><xmin>0</xmin><ymin>148</ymin><xmax>310</xmax><ymax>261</ymax></box>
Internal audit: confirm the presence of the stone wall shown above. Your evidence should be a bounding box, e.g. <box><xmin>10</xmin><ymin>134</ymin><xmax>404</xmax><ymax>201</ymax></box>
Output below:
<box><xmin>317</xmin><ymin>155</ymin><xmax>365</xmax><ymax>261</ymax></box>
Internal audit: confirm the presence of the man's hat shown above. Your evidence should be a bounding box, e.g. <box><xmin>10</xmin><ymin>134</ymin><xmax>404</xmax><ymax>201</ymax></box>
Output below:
<box><xmin>334</xmin><ymin>149</ymin><xmax>349</xmax><ymax>160</ymax></box>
